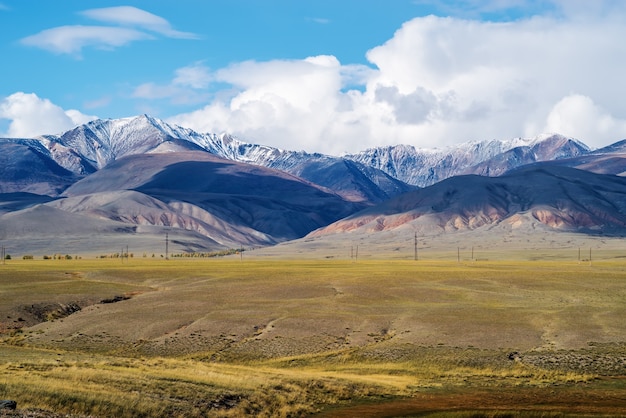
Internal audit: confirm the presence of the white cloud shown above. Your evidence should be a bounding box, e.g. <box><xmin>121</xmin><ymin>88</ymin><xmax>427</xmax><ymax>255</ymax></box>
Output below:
<box><xmin>21</xmin><ymin>25</ymin><xmax>152</xmax><ymax>56</ymax></box>
<box><xmin>80</xmin><ymin>6</ymin><xmax>199</xmax><ymax>39</ymax></box>
<box><xmin>165</xmin><ymin>11</ymin><xmax>626</xmax><ymax>154</ymax></box>
<box><xmin>132</xmin><ymin>82</ymin><xmax>209</xmax><ymax>106</ymax></box>
<box><xmin>168</xmin><ymin>56</ymin><xmax>369</xmax><ymax>153</ymax></box>
<box><xmin>172</xmin><ymin>63</ymin><xmax>213</xmax><ymax>89</ymax></box>
<box><xmin>551</xmin><ymin>0</ymin><xmax>626</xmax><ymax>20</ymax></box>
<box><xmin>132</xmin><ymin>63</ymin><xmax>213</xmax><ymax>105</ymax></box>
<box><xmin>21</xmin><ymin>6</ymin><xmax>197</xmax><ymax>56</ymax></box>
<box><xmin>15</xmin><ymin>4</ymin><xmax>624</xmax><ymax>154</ymax></box>
<box><xmin>543</xmin><ymin>95</ymin><xmax>626</xmax><ymax>144</ymax></box>
<box><xmin>413</xmin><ymin>0</ymin><xmax>626</xmax><ymax>20</ymax></box>
<box><xmin>0</xmin><ymin>92</ymin><xmax>96</xmax><ymax>137</ymax></box>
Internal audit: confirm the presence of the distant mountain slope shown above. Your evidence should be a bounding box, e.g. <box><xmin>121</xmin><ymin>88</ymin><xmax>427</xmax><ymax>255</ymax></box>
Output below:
<box><xmin>535</xmin><ymin>139</ymin><xmax>626</xmax><ymax>176</ymax></box>
<box><xmin>42</xmin><ymin>114</ymin><xmax>205</xmax><ymax>171</ymax></box>
<box><xmin>245</xmin><ymin>152</ymin><xmax>416</xmax><ymax>202</ymax></box>
<box><xmin>0</xmin><ymin>200</ymin><xmax>222</xmax><ymax>255</ymax></box>
<box><xmin>0</xmin><ymin>116</ymin><xmax>604</xmax><ymax>202</ymax></box>
<box><xmin>4</xmin><ymin>114</ymin><xmax>626</xmax><ymax>255</ymax></box>
<box><xmin>344</xmin><ymin>134</ymin><xmax>590</xmax><ymax>186</ymax></box>
<box><xmin>0</xmin><ymin>192</ymin><xmax>55</xmax><ymax>215</ymax></box>
<box><xmin>310</xmin><ymin>165</ymin><xmax>626</xmax><ymax>237</ymax></box>
<box><xmin>61</xmin><ymin>151</ymin><xmax>365</xmax><ymax>244</ymax></box>
<box><xmin>0</xmin><ymin>141</ymin><xmax>80</xmax><ymax>195</ymax></box>
<box><xmin>34</xmin><ymin>115</ymin><xmax>414</xmax><ymax>203</ymax></box>
<box><xmin>465</xmin><ymin>134</ymin><xmax>591</xmax><ymax>177</ymax></box>
<box><xmin>49</xmin><ymin>190</ymin><xmax>262</xmax><ymax>248</ymax></box>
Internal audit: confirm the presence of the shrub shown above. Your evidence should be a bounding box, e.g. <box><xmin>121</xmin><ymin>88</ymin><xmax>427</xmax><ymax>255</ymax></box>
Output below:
<box><xmin>22</xmin><ymin>255</ymin><xmax>34</xmax><ymax>260</ymax></box>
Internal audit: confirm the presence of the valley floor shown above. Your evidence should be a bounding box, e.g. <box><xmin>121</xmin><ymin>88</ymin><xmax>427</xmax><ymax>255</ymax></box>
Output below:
<box><xmin>1</xmin><ymin>258</ymin><xmax>625</xmax><ymax>417</ymax></box>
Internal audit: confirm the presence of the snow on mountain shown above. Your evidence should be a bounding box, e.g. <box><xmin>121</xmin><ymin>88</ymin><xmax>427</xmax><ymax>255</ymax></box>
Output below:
<box><xmin>31</xmin><ymin>114</ymin><xmax>297</xmax><ymax>174</ymax></box>
<box><xmin>39</xmin><ymin>115</ymin><xmax>203</xmax><ymax>172</ymax></box>
<box><xmin>0</xmin><ymin>115</ymin><xmax>595</xmax><ymax>200</ymax></box>
<box><xmin>4</xmin><ymin>114</ymin><xmax>626</xmax><ymax>255</ymax></box>
<box><xmin>344</xmin><ymin>134</ymin><xmax>591</xmax><ymax>187</ymax></box>
<box><xmin>23</xmin><ymin>115</ymin><xmax>413</xmax><ymax>203</ymax></box>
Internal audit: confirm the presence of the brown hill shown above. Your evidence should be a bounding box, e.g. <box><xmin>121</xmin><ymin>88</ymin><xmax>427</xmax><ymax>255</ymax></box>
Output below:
<box><xmin>310</xmin><ymin>165</ymin><xmax>626</xmax><ymax>237</ymax></box>
<box><xmin>0</xmin><ymin>151</ymin><xmax>365</xmax><ymax>255</ymax></box>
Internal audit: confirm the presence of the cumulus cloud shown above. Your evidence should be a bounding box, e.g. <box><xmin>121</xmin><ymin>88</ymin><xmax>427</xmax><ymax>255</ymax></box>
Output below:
<box><xmin>0</xmin><ymin>92</ymin><xmax>96</xmax><ymax>137</ymax></box>
<box><xmin>13</xmin><ymin>2</ymin><xmax>626</xmax><ymax>153</ymax></box>
<box><xmin>543</xmin><ymin>95</ymin><xmax>626</xmax><ymax>143</ymax></box>
<box><xmin>21</xmin><ymin>6</ymin><xmax>197</xmax><ymax>57</ymax></box>
<box><xmin>164</xmin><ymin>10</ymin><xmax>626</xmax><ymax>154</ymax></box>
<box><xmin>374</xmin><ymin>85</ymin><xmax>438</xmax><ymax>124</ymax></box>
<box><xmin>168</xmin><ymin>56</ymin><xmax>371</xmax><ymax>153</ymax></box>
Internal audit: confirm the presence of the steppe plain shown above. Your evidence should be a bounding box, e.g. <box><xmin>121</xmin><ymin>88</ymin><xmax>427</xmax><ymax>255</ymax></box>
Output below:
<box><xmin>1</xmin><ymin>232</ymin><xmax>626</xmax><ymax>417</ymax></box>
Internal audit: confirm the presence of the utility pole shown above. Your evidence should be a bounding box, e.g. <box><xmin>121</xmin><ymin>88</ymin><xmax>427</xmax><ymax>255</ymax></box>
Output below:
<box><xmin>165</xmin><ymin>233</ymin><xmax>169</xmax><ymax>260</ymax></box>
<box><xmin>457</xmin><ymin>247</ymin><xmax>460</xmax><ymax>263</ymax></box>
<box><xmin>414</xmin><ymin>232</ymin><xmax>418</xmax><ymax>261</ymax></box>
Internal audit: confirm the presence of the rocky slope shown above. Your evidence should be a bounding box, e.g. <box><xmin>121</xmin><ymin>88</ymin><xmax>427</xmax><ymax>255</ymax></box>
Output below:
<box><xmin>0</xmin><ymin>151</ymin><xmax>365</xmax><ymax>254</ymax></box>
<box><xmin>25</xmin><ymin>115</ymin><xmax>414</xmax><ymax>203</ymax></box>
<box><xmin>2</xmin><ymin>115</ymin><xmax>626</xmax><ymax>255</ymax></box>
<box><xmin>310</xmin><ymin>165</ymin><xmax>626</xmax><ymax>237</ymax></box>
<box><xmin>0</xmin><ymin>116</ymin><xmax>593</xmax><ymax>200</ymax></box>
<box><xmin>344</xmin><ymin>134</ymin><xmax>590</xmax><ymax>187</ymax></box>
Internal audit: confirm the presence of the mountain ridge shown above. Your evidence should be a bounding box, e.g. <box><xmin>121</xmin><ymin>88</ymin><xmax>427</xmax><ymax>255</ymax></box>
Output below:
<box><xmin>2</xmin><ymin>115</ymin><xmax>626</xmax><ymax>255</ymax></box>
<box><xmin>1</xmin><ymin>115</ymin><xmax>594</xmax><ymax>199</ymax></box>
<box><xmin>309</xmin><ymin>164</ymin><xmax>626</xmax><ymax>239</ymax></box>
<box><xmin>343</xmin><ymin>133</ymin><xmax>591</xmax><ymax>186</ymax></box>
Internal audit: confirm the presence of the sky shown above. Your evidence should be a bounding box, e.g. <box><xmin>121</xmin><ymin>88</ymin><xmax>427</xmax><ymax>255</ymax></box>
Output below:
<box><xmin>1</xmin><ymin>0</ymin><xmax>626</xmax><ymax>155</ymax></box>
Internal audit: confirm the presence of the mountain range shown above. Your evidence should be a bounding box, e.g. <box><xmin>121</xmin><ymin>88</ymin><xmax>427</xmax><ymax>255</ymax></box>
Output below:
<box><xmin>1</xmin><ymin>115</ymin><xmax>626</xmax><ymax>255</ymax></box>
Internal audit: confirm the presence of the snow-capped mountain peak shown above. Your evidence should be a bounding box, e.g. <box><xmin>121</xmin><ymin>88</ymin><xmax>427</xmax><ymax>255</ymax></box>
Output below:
<box><xmin>3</xmin><ymin>114</ymin><xmax>594</xmax><ymax>193</ymax></box>
<box><xmin>344</xmin><ymin>133</ymin><xmax>590</xmax><ymax>186</ymax></box>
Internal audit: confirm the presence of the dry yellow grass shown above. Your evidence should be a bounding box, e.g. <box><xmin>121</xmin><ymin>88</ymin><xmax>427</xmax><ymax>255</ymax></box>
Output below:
<box><xmin>1</xmin><ymin>257</ymin><xmax>625</xmax><ymax>416</ymax></box>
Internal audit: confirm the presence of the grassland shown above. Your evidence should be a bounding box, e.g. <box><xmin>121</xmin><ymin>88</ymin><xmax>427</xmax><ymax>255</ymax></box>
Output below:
<box><xmin>1</xmin><ymin>257</ymin><xmax>625</xmax><ymax>417</ymax></box>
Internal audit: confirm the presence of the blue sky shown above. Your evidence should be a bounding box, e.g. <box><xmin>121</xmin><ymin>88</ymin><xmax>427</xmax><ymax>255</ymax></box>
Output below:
<box><xmin>1</xmin><ymin>1</ymin><xmax>626</xmax><ymax>154</ymax></box>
